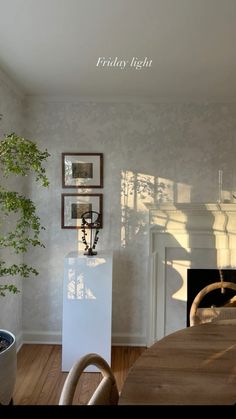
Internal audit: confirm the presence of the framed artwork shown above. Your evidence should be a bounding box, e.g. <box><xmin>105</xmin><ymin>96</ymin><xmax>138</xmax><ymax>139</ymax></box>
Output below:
<box><xmin>61</xmin><ymin>193</ymin><xmax>103</xmax><ymax>229</ymax></box>
<box><xmin>62</xmin><ymin>153</ymin><xmax>103</xmax><ymax>188</ymax></box>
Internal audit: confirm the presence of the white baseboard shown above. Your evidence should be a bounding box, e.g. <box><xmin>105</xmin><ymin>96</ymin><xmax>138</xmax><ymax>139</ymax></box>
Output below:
<box><xmin>21</xmin><ymin>330</ymin><xmax>146</xmax><ymax>347</ymax></box>
<box><xmin>16</xmin><ymin>331</ymin><xmax>23</xmax><ymax>352</ymax></box>
<box><xmin>23</xmin><ymin>330</ymin><xmax>62</xmax><ymax>345</ymax></box>
<box><xmin>112</xmin><ymin>333</ymin><xmax>146</xmax><ymax>346</ymax></box>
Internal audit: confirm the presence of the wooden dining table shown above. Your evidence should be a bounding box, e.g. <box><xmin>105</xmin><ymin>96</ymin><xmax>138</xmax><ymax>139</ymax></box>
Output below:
<box><xmin>119</xmin><ymin>322</ymin><xmax>236</xmax><ymax>405</ymax></box>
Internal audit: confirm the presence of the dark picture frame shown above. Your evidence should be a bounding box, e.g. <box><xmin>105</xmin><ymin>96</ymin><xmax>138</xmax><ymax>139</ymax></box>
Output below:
<box><xmin>62</xmin><ymin>153</ymin><xmax>103</xmax><ymax>188</ymax></box>
<box><xmin>61</xmin><ymin>193</ymin><xmax>103</xmax><ymax>229</ymax></box>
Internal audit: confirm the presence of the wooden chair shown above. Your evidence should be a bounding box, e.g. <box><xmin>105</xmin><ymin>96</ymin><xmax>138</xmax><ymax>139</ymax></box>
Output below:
<box><xmin>59</xmin><ymin>353</ymin><xmax>119</xmax><ymax>405</ymax></box>
<box><xmin>189</xmin><ymin>281</ymin><xmax>236</xmax><ymax>327</ymax></box>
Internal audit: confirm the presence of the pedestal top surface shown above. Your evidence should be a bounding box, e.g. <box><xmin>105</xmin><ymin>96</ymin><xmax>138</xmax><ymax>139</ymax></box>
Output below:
<box><xmin>65</xmin><ymin>250</ymin><xmax>113</xmax><ymax>259</ymax></box>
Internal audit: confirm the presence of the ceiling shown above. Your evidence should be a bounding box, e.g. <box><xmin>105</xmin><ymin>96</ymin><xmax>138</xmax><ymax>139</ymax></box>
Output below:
<box><xmin>0</xmin><ymin>0</ymin><xmax>236</xmax><ymax>100</ymax></box>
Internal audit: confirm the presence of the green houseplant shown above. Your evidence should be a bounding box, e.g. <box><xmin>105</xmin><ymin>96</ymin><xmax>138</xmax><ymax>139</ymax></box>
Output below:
<box><xmin>0</xmin><ymin>132</ymin><xmax>50</xmax><ymax>295</ymax></box>
<box><xmin>0</xmin><ymin>131</ymin><xmax>50</xmax><ymax>404</ymax></box>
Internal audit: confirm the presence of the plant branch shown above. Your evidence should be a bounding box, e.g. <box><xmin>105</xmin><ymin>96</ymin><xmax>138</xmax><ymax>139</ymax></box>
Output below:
<box><xmin>0</xmin><ymin>133</ymin><xmax>50</xmax><ymax>295</ymax></box>
<box><xmin>0</xmin><ymin>133</ymin><xmax>50</xmax><ymax>186</ymax></box>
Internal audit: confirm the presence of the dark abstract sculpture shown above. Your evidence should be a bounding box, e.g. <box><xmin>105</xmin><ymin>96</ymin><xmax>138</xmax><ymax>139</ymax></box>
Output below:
<box><xmin>81</xmin><ymin>211</ymin><xmax>101</xmax><ymax>256</ymax></box>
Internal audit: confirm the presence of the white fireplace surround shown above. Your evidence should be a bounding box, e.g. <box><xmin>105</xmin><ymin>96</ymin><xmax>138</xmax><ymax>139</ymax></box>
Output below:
<box><xmin>147</xmin><ymin>203</ymin><xmax>236</xmax><ymax>346</ymax></box>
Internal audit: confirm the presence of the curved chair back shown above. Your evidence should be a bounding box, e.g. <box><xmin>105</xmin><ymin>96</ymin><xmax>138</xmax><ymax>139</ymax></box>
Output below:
<box><xmin>59</xmin><ymin>353</ymin><xmax>119</xmax><ymax>405</ymax></box>
<box><xmin>189</xmin><ymin>281</ymin><xmax>236</xmax><ymax>327</ymax></box>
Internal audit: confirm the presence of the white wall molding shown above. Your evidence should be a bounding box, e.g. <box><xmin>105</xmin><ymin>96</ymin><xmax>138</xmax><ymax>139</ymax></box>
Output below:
<box><xmin>112</xmin><ymin>333</ymin><xmax>146</xmax><ymax>347</ymax></box>
<box><xmin>26</xmin><ymin>94</ymin><xmax>236</xmax><ymax>105</ymax></box>
<box><xmin>22</xmin><ymin>331</ymin><xmax>62</xmax><ymax>345</ymax></box>
<box><xmin>22</xmin><ymin>330</ymin><xmax>146</xmax><ymax>347</ymax></box>
<box><xmin>16</xmin><ymin>331</ymin><xmax>23</xmax><ymax>353</ymax></box>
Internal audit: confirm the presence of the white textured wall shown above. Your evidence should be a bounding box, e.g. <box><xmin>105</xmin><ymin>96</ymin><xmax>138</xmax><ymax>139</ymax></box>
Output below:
<box><xmin>0</xmin><ymin>69</ymin><xmax>24</xmax><ymax>343</ymax></box>
<box><xmin>22</xmin><ymin>98</ymin><xmax>236</xmax><ymax>345</ymax></box>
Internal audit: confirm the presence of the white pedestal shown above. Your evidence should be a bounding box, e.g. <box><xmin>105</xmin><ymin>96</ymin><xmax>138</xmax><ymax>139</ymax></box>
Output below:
<box><xmin>62</xmin><ymin>251</ymin><xmax>113</xmax><ymax>372</ymax></box>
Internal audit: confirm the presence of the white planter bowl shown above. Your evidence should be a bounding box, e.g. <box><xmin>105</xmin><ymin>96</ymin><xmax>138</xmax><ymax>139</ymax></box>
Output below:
<box><xmin>0</xmin><ymin>329</ymin><xmax>16</xmax><ymax>405</ymax></box>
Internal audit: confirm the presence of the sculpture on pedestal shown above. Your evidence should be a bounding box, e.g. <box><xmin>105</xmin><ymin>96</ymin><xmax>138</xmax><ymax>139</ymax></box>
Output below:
<box><xmin>81</xmin><ymin>211</ymin><xmax>101</xmax><ymax>256</ymax></box>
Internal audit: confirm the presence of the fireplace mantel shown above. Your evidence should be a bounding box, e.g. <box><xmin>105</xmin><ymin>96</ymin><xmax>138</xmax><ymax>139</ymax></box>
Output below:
<box><xmin>148</xmin><ymin>203</ymin><xmax>236</xmax><ymax>346</ymax></box>
<box><xmin>149</xmin><ymin>203</ymin><xmax>236</xmax><ymax>233</ymax></box>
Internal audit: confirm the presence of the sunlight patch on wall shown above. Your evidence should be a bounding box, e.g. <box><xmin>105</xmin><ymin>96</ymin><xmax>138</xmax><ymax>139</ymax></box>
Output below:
<box><xmin>120</xmin><ymin>170</ymin><xmax>155</xmax><ymax>247</ymax></box>
<box><xmin>120</xmin><ymin>170</ymin><xmax>191</xmax><ymax>248</ymax></box>
<box><xmin>77</xmin><ymin>231</ymin><xmax>84</xmax><ymax>252</ymax></box>
<box><xmin>177</xmin><ymin>182</ymin><xmax>191</xmax><ymax>202</ymax></box>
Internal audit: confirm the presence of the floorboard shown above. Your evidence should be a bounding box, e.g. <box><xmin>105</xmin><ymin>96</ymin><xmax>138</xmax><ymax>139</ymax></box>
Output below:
<box><xmin>13</xmin><ymin>344</ymin><xmax>146</xmax><ymax>405</ymax></box>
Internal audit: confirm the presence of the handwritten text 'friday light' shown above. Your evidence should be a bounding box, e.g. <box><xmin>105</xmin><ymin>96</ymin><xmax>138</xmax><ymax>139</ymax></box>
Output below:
<box><xmin>96</xmin><ymin>57</ymin><xmax>152</xmax><ymax>70</ymax></box>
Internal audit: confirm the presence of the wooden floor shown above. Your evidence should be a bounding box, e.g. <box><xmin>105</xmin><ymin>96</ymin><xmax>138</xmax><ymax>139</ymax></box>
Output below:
<box><xmin>13</xmin><ymin>344</ymin><xmax>146</xmax><ymax>405</ymax></box>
